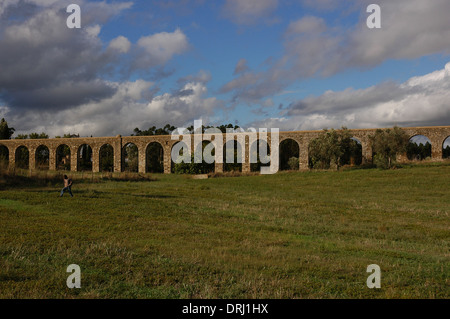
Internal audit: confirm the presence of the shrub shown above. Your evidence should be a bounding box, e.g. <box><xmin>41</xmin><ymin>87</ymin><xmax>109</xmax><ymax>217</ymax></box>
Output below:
<box><xmin>288</xmin><ymin>157</ymin><xmax>299</xmax><ymax>170</ymax></box>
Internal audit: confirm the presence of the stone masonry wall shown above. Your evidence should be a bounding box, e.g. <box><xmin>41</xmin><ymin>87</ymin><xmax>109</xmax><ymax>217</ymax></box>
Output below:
<box><xmin>0</xmin><ymin>126</ymin><xmax>448</xmax><ymax>173</ymax></box>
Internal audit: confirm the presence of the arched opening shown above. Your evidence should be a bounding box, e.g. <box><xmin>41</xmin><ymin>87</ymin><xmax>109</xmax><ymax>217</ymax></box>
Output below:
<box><xmin>193</xmin><ymin>140</ymin><xmax>215</xmax><ymax>174</ymax></box>
<box><xmin>15</xmin><ymin>146</ymin><xmax>29</xmax><ymax>169</ymax></box>
<box><xmin>0</xmin><ymin>145</ymin><xmax>9</xmax><ymax>170</ymax></box>
<box><xmin>78</xmin><ymin>144</ymin><xmax>93</xmax><ymax>171</ymax></box>
<box><xmin>146</xmin><ymin>142</ymin><xmax>164</xmax><ymax>173</ymax></box>
<box><xmin>99</xmin><ymin>144</ymin><xmax>114</xmax><ymax>172</ymax></box>
<box><xmin>35</xmin><ymin>145</ymin><xmax>49</xmax><ymax>170</ymax></box>
<box><xmin>56</xmin><ymin>144</ymin><xmax>71</xmax><ymax>170</ymax></box>
<box><xmin>223</xmin><ymin>140</ymin><xmax>243</xmax><ymax>172</ymax></box>
<box><xmin>250</xmin><ymin>139</ymin><xmax>270</xmax><ymax>172</ymax></box>
<box><xmin>279</xmin><ymin>139</ymin><xmax>299</xmax><ymax>171</ymax></box>
<box><xmin>407</xmin><ymin>135</ymin><xmax>432</xmax><ymax>161</ymax></box>
<box><xmin>171</xmin><ymin>141</ymin><xmax>190</xmax><ymax>173</ymax></box>
<box><xmin>443</xmin><ymin>136</ymin><xmax>450</xmax><ymax>159</ymax></box>
<box><xmin>122</xmin><ymin>143</ymin><xmax>138</xmax><ymax>172</ymax></box>
<box><xmin>341</xmin><ymin>137</ymin><xmax>362</xmax><ymax>166</ymax></box>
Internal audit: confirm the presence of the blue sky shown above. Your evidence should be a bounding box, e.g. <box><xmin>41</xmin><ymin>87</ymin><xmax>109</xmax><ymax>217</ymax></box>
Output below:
<box><xmin>0</xmin><ymin>0</ymin><xmax>449</xmax><ymax>146</ymax></box>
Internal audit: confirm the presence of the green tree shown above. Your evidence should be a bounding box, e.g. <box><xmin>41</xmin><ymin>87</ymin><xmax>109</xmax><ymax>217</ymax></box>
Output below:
<box><xmin>133</xmin><ymin>124</ymin><xmax>175</xmax><ymax>136</ymax></box>
<box><xmin>444</xmin><ymin>145</ymin><xmax>450</xmax><ymax>159</ymax></box>
<box><xmin>0</xmin><ymin>118</ymin><xmax>15</xmax><ymax>139</ymax></box>
<box><xmin>100</xmin><ymin>145</ymin><xmax>114</xmax><ymax>172</ymax></box>
<box><xmin>29</xmin><ymin>132</ymin><xmax>49</xmax><ymax>139</ymax></box>
<box><xmin>369</xmin><ymin>126</ymin><xmax>409</xmax><ymax>169</ymax></box>
<box><xmin>123</xmin><ymin>143</ymin><xmax>138</xmax><ymax>172</ymax></box>
<box><xmin>308</xmin><ymin>127</ymin><xmax>358</xmax><ymax>169</ymax></box>
<box><xmin>407</xmin><ymin>141</ymin><xmax>431</xmax><ymax>160</ymax></box>
<box><xmin>146</xmin><ymin>142</ymin><xmax>164</xmax><ymax>173</ymax></box>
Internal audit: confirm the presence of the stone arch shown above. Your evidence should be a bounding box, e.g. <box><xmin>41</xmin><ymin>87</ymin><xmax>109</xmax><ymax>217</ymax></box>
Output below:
<box><xmin>341</xmin><ymin>137</ymin><xmax>362</xmax><ymax>166</ymax></box>
<box><xmin>223</xmin><ymin>139</ymin><xmax>243</xmax><ymax>172</ymax></box>
<box><xmin>193</xmin><ymin>140</ymin><xmax>215</xmax><ymax>174</ymax></box>
<box><xmin>407</xmin><ymin>135</ymin><xmax>432</xmax><ymax>161</ymax></box>
<box><xmin>99</xmin><ymin>144</ymin><xmax>114</xmax><ymax>172</ymax></box>
<box><xmin>15</xmin><ymin>145</ymin><xmax>29</xmax><ymax>169</ymax></box>
<box><xmin>171</xmin><ymin>140</ymin><xmax>190</xmax><ymax>173</ymax></box>
<box><xmin>249</xmin><ymin>139</ymin><xmax>270</xmax><ymax>172</ymax></box>
<box><xmin>78</xmin><ymin>144</ymin><xmax>93</xmax><ymax>171</ymax></box>
<box><xmin>56</xmin><ymin>144</ymin><xmax>71</xmax><ymax>170</ymax></box>
<box><xmin>35</xmin><ymin>145</ymin><xmax>50</xmax><ymax>170</ymax></box>
<box><xmin>0</xmin><ymin>144</ymin><xmax>9</xmax><ymax>169</ymax></box>
<box><xmin>443</xmin><ymin>136</ymin><xmax>450</xmax><ymax>159</ymax></box>
<box><xmin>122</xmin><ymin>142</ymin><xmax>138</xmax><ymax>172</ymax></box>
<box><xmin>146</xmin><ymin>142</ymin><xmax>164</xmax><ymax>173</ymax></box>
<box><xmin>279</xmin><ymin>138</ymin><xmax>300</xmax><ymax>171</ymax></box>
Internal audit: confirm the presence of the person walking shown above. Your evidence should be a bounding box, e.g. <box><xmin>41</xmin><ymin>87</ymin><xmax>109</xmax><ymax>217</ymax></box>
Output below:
<box><xmin>60</xmin><ymin>175</ymin><xmax>73</xmax><ymax>197</ymax></box>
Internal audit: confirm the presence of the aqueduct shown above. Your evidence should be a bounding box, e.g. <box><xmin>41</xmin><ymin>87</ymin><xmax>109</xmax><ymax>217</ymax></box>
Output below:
<box><xmin>0</xmin><ymin>126</ymin><xmax>449</xmax><ymax>174</ymax></box>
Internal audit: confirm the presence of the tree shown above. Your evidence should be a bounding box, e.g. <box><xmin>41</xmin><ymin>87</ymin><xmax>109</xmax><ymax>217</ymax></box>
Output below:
<box><xmin>100</xmin><ymin>145</ymin><xmax>114</xmax><ymax>172</ymax></box>
<box><xmin>29</xmin><ymin>132</ymin><xmax>49</xmax><ymax>139</ymax></box>
<box><xmin>407</xmin><ymin>141</ymin><xmax>431</xmax><ymax>160</ymax></box>
<box><xmin>0</xmin><ymin>118</ymin><xmax>15</xmax><ymax>139</ymax></box>
<box><xmin>444</xmin><ymin>145</ymin><xmax>450</xmax><ymax>159</ymax></box>
<box><xmin>369</xmin><ymin>126</ymin><xmax>409</xmax><ymax>169</ymax></box>
<box><xmin>308</xmin><ymin>127</ymin><xmax>358</xmax><ymax>169</ymax></box>
<box><xmin>133</xmin><ymin>124</ymin><xmax>175</xmax><ymax>136</ymax></box>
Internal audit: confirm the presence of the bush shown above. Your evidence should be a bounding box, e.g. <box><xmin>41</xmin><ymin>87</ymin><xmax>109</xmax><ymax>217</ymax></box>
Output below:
<box><xmin>173</xmin><ymin>154</ymin><xmax>214</xmax><ymax>174</ymax></box>
<box><xmin>373</xmin><ymin>153</ymin><xmax>390</xmax><ymax>169</ymax></box>
<box><xmin>287</xmin><ymin>157</ymin><xmax>299</xmax><ymax>170</ymax></box>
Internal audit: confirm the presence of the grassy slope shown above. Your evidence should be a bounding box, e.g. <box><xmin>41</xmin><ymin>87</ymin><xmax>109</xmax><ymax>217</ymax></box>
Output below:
<box><xmin>0</xmin><ymin>163</ymin><xmax>449</xmax><ymax>298</ymax></box>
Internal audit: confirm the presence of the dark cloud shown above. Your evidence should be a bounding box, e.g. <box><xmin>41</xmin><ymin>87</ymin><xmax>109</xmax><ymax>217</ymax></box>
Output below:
<box><xmin>0</xmin><ymin>1</ymin><xmax>129</xmax><ymax>111</ymax></box>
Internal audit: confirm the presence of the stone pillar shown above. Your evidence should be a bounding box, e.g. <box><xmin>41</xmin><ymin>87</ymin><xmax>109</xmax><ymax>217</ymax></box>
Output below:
<box><xmin>8</xmin><ymin>147</ymin><xmax>15</xmax><ymax>171</ymax></box>
<box><xmin>138</xmin><ymin>144</ymin><xmax>146</xmax><ymax>174</ymax></box>
<box><xmin>70</xmin><ymin>146</ymin><xmax>78</xmax><ymax>172</ymax></box>
<box><xmin>299</xmin><ymin>141</ymin><xmax>309</xmax><ymax>170</ymax></box>
<box><xmin>242</xmin><ymin>137</ymin><xmax>250</xmax><ymax>173</ymax></box>
<box><xmin>29</xmin><ymin>147</ymin><xmax>36</xmax><ymax>170</ymax></box>
<box><xmin>431</xmin><ymin>139</ymin><xmax>443</xmax><ymax>160</ymax></box>
<box><xmin>215</xmin><ymin>162</ymin><xmax>223</xmax><ymax>173</ymax></box>
<box><xmin>49</xmin><ymin>148</ymin><xmax>56</xmax><ymax>171</ymax></box>
<box><xmin>114</xmin><ymin>136</ymin><xmax>122</xmax><ymax>173</ymax></box>
<box><xmin>92</xmin><ymin>146</ymin><xmax>100</xmax><ymax>173</ymax></box>
<box><xmin>164</xmin><ymin>145</ymin><xmax>172</xmax><ymax>174</ymax></box>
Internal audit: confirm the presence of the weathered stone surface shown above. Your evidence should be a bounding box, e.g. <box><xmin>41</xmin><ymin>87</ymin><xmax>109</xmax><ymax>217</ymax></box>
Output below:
<box><xmin>1</xmin><ymin>126</ymin><xmax>449</xmax><ymax>173</ymax></box>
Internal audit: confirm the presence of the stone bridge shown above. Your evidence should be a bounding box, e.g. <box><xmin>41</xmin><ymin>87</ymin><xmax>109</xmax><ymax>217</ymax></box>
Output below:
<box><xmin>0</xmin><ymin>126</ymin><xmax>449</xmax><ymax>174</ymax></box>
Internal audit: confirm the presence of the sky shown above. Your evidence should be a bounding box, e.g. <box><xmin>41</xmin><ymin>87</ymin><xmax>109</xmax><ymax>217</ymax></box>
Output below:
<box><xmin>0</xmin><ymin>0</ymin><xmax>449</xmax><ymax>144</ymax></box>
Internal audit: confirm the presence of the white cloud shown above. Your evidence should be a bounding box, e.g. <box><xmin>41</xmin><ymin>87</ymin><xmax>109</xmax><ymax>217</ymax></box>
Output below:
<box><xmin>222</xmin><ymin>0</ymin><xmax>278</xmax><ymax>25</ymax></box>
<box><xmin>286</xmin><ymin>16</ymin><xmax>327</xmax><ymax>34</ymax></box>
<box><xmin>135</xmin><ymin>28</ymin><xmax>189</xmax><ymax>68</ymax></box>
<box><xmin>250</xmin><ymin>62</ymin><xmax>450</xmax><ymax>131</ymax></box>
<box><xmin>108</xmin><ymin>36</ymin><xmax>131</xmax><ymax>54</ymax></box>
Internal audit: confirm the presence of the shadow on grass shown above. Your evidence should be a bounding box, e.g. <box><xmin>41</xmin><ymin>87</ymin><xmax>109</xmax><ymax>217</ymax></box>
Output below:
<box><xmin>25</xmin><ymin>189</ymin><xmax>176</xmax><ymax>199</ymax></box>
<box><xmin>0</xmin><ymin>170</ymin><xmax>158</xmax><ymax>190</ymax></box>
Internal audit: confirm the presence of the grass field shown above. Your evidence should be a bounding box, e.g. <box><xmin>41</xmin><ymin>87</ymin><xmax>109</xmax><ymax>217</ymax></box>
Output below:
<box><xmin>0</xmin><ymin>163</ymin><xmax>449</xmax><ymax>299</ymax></box>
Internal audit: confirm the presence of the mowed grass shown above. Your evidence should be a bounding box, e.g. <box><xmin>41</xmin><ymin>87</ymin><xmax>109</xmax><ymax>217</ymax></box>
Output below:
<box><xmin>0</xmin><ymin>163</ymin><xmax>449</xmax><ymax>299</ymax></box>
